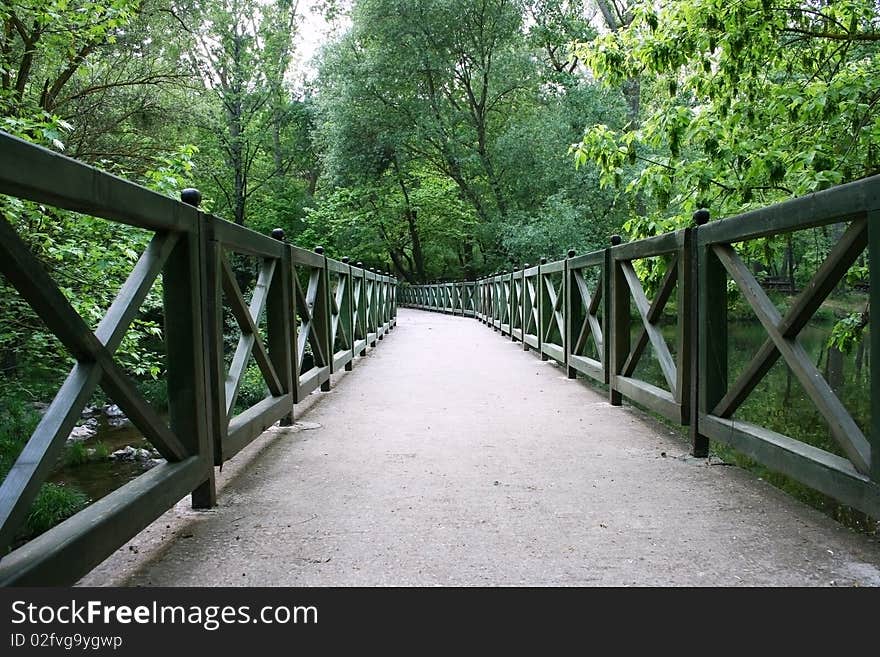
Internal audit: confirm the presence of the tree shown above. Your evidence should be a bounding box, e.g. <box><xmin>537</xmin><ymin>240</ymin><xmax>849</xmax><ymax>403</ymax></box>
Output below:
<box><xmin>573</xmin><ymin>0</ymin><xmax>880</xmax><ymax>230</ymax></box>
<box><xmin>189</xmin><ymin>0</ymin><xmax>302</xmax><ymax>225</ymax></box>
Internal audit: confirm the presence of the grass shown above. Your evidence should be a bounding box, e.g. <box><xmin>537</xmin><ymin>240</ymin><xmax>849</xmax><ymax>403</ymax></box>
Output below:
<box><xmin>0</xmin><ymin>388</ymin><xmax>90</xmax><ymax>550</ymax></box>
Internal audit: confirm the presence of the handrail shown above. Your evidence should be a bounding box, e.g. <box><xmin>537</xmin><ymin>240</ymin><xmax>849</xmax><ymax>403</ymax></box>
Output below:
<box><xmin>0</xmin><ymin>132</ymin><xmax>397</xmax><ymax>584</ymax></box>
<box><xmin>401</xmin><ymin>176</ymin><xmax>880</xmax><ymax>519</ymax></box>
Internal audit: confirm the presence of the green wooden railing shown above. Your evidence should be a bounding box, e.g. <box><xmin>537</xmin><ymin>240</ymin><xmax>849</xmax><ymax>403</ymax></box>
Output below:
<box><xmin>400</xmin><ymin>178</ymin><xmax>880</xmax><ymax>518</ymax></box>
<box><xmin>0</xmin><ymin>132</ymin><xmax>397</xmax><ymax>585</ymax></box>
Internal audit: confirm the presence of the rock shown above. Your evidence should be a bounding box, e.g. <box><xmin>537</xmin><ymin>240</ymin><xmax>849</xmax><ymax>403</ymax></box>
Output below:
<box><xmin>103</xmin><ymin>404</ymin><xmax>125</xmax><ymax>418</ymax></box>
<box><xmin>110</xmin><ymin>446</ymin><xmax>137</xmax><ymax>461</ymax></box>
<box><xmin>111</xmin><ymin>446</ymin><xmax>158</xmax><ymax>463</ymax></box>
<box><xmin>81</xmin><ymin>406</ymin><xmax>101</xmax><ymax>418</ymax></box>
<box><xmin>67</xmin><ymin>418</ymin><xmax>98</xmax><ymax>443</ymax></box>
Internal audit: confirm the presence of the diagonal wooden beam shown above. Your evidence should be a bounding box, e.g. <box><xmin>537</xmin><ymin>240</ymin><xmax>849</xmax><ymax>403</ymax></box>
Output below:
<box><xmin>0</xmin><ymin>218</ymin><xmax>187</xmax><ymax>551</ymax></box>
<box><xmin>352</xmin><ymin>278</ymin><xmax>363</xmax><ymax>339</ymax></box>
<box><xmin>589</xmin><ymin>272</ymin><xmax>604</xmax><ymax>316</ymax></box>
<box><xmin>305</xmin><ymin>268</ymin><xmax>328</xmax><ymax>366</ymax></box>
<box><xmin>573</xmin><ymin>271</ymin><xmax>603</xmax><ymax>360</ymax></box>
<box><xmin>332</xmin><ymin>273</ymin><xmax>351</xmax><ymax>350</ymax></box>
<box><xmin>713</xmin><ymin>243</ymin><xmax>871</xmax><ymax>474</ymax></box>
<box><xmin>0</xmin><ymin>218</ymin><xmax>187</xmax><ymax>459</ymax></box>
<box><xmin>0</xmin><ymin>363</ymin><xmax>102</xmax><ymax>553</ymax></box>
<box><xmin>621</xmin><ymin>258</ymin><xmax>679</xmax><ymax>378</ymax></box>
<box><xmin>221</xmin><ymin>255</ymin><xmax>283</xmax><ymax>418</ymax></box>
<box><xmin>96</xmin><ymin>232</ymin><xmax>180</xmax><ymax>352</ymax></box>
<box><xmin>620</xmin><ymin>261</ymin><xmax>677</xmax><ymax>392</ymax></box>
<box><xmin>525</xmin><ymin>276</ymin><xmax>539</xmax><ymax>334</ymax></box>
<box><xmin>714</xmin><ymin>219</ymin><xmax>868</xmax><ymax>418</ymax></box>
<box><xmin>295</xmin><ymin>273</ymin><xmax>312</xmax><ymax>364</ymax></box>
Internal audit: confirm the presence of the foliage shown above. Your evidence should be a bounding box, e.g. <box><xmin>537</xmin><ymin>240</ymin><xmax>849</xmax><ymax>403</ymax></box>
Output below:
<box><xmin>572</xmin><ymin>0</ymin><xmax>880</xmax><ymax>224</ymax></box>
<box><xmin>311</xmin><ymin>0</ymin><xmax>628</xmax><ymax>278</ymax></box>
<box><xmin>25</xmin><ymin>483</ymin><xmax>89</xmax><ymax>538</ymax></box>
<box><xmin>0</xmin><ymin>392</ymin><xmax>89</xmax><ymax>544</ymax></box>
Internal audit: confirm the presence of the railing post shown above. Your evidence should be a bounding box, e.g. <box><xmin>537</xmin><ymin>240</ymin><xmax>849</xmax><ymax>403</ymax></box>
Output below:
<box><xmin>609</xmin><ymin>235</ymin><xmax>626</xmax><ymax>405</ymax></box>
<box><xmin>378</xmin><ymin>273</ymin><xmax>386</xmax><ymax>339</ymax></box>
<box><xmin>565</xmin><ymin>249</ymin><xmax>577</xmax><ymax>379</ymax></box>
<box><xmin>678</xmin><ymin>228</ymin><xmax>694</xmax><ymax>428</ymax></box>
<box><xmin>343</xmin><ymin>257</ymin><xmax>355</xmax><ymax>370</ymax></box>
<box><xmin>689</xmin><ymin>210</ymin><xmax>709</xmax><ymax>456</ymax></box>
<box><xmin>507</xmin><ymin>270</ymin><xmax>514</xmax><ymax>339</ymax></box>
<box><xmin>356</xmin><ymin>262</ymin><xmax>368</xmax><ymax>357</ymax></box>
<box><xmin>521</xmin><ymin>267</ymin><xmax>528</xmax><ymax>347</ymax></box>
<box><xmin>315</xmin><ymin>246</ymin><xmax>332</xmax><ymax>392</ymax></box>
<box><xmin>697</xmin><ymin>210</ymin><xmax>726</xmax><ymax>457</ymax></box>
<box><xmin>171</xmin><ymin>188</ymin><xmax>215</xmax><ymax>508</ymax></box>
<box><xmin>869</xmin><ymin>210</ymin><xmax>879</xmax><ymax>481</ymax></box>
<box><xmin>269</xmin><ymin>229</ymin><xmax>295</xmax><ymax>425</ymax></box>
<box><xmin>539</xmin><ymin>258</ymin><xmax>549</xmax><ymax>360</ymax></box>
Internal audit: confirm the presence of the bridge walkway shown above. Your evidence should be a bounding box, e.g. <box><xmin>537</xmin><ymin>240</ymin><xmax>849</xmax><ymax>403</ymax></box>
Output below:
<box><xmin>82</xmin><ymin>309</ymin><xmax>880</xmax><ymax>586</ymax></box>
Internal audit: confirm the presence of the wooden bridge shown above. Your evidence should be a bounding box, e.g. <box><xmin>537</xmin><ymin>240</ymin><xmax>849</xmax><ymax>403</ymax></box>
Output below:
<box><xmin>1</xmin><ymin>132</ymin><xmax>879</xmax><ymax>586</ymax></box>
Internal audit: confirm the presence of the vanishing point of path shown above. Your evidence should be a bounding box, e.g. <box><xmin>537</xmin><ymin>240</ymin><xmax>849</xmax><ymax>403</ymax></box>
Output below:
<box><xmin>83</xmin><ymin>309</ymin><xmax>880</xmax><ymax>586</ymax></box>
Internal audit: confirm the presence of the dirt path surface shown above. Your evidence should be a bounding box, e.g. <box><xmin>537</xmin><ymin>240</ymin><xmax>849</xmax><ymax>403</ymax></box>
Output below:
<box><xmin>81</xmin><ymin>309</ymin><xmax>880</xmax><ymax>586</ymax></box>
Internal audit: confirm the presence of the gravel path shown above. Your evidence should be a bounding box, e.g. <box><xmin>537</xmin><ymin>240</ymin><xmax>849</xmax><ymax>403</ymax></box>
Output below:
<box><xmin>82</xmin><ymin>309</ymin><xmax>880</xmax><ymax>586</ymax></box>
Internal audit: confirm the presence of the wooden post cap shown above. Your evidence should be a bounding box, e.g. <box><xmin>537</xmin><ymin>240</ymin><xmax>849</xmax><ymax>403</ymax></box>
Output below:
<box><xmin>568</xmin><ymin>249</ymin><xmax>576</xmax><ymax>258</ymax></box>
<box><xmin>540</xmin><ymin>257</ymin><xmax>547</xmax><ymax>264</ymax></box>
<box><xmin>271</xmin><ymin>228</ymin><xmax>285</xmax><ymax>240</ymax></box>
<box><xmin>611</xmin><ymin>235</ymin><xmax>623</xmax><ymax>246</ymax></box>
<box><xmin>314</xmin><ymin>246</ymin><xmax>324</xmax><ymax>254</ymax></box>
<box><xmin>693</xmin><ymin>208</ymin><xmax>710</xmax><ymax>225</ymax></box>
<box><xmin>180</xmin><ymin>188</ymin><xmax>201</xmax><ymax>207</ymax></box>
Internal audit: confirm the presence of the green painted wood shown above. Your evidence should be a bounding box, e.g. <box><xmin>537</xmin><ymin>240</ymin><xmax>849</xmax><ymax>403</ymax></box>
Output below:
<box><xmin>267</xmin><ymin>241</ymin><xmax>295</xmax><ymax>427</ymax></box>
<box><xmin>713</xmin><ymin>218</ymin><xmax>868</xmax><ymax>419</ymax></box>
<box><xmin>568</xmin><ymin>250</ymin><xmax>604</xmax><ymax>269</ymax></box>
<box><xmin>869</xmin><ymin>210</ymin><xmax>879</xmax><ymax>482</ymax></box>
<box><xmin>609</xmin><ymin>252</ymin><xmax>630</xmax><ymax>406</ymax></box>
<box><xmin>0</xmin><ymin>364</ymin><xmax>101</xmax><ymax>554</ymax></box>
<box><xmin>163</xmin><ymin>225</ymin><xmax>215</xmax><ymax>508</ymax></box>
<box><xmin>676</xmin><ymin>229</ymin><xmax>693</xmax><ymax>425</ymax></box>
<box><xmin>95</xmin><ymin>232</ymin><xmax>181</xmax><ymax>351</ymax></box>
<box><xmin>0</xmin><ymin>132</ymin><xmax>199</xmax><ymax>233</ymax></box>
<box><xmin>224</xmin><ymin>394</ymin><xmax>295</xmax><ymax>461</ymax></box>
<box><xmin>619</xmin><ymin>261</ymin><xmax>677</xmax><ymax>393</ymax></box>
<box><xmin>568</xmin><ymin>354</ymin><xmax>604</xmax><ymax>381</ymax></box>
<box><xmin>602</xmin><ymin>248</ymin><xmax>612</xmax><ymax>385</ymax></box>
<box><xmin>687</xmin><ymin>224</ymin><xmax>706</xmax><ymax>455</ymax></box>
<box><xmin>212</xmin><ymin>220</ymin><xmax>285</xmax><ymax>258</ymax></box>
<box><xmin>700</xmin><ymin>415</ymin><xmax>880</xmax><ymax>518</ymax></box>
<box><xmin>613</xmin><ymin>230</ymin><xmax>683</xmax><ymax>260</ymax></box>
<box><xmin>698</xmin><ymin>175</ymin><xmax>880</xmax><ymax>246</ymax></box>
<box><xmin>0</xmin><ymin>217</ymin><xmax>191</xmax><ymax>552</ymax></box>
<box><xmin>571</xmin><ymin>270</ymin><xmax>603</xmax><ymax>364</ymax></box>
<box><xmin>0</xmin><ymin>457</ymin><xmax>207</xmax><ymax>586</ymax></box>
<box><xmin>220</xmin><ymin>255</ymin><xmax>283</xmax><ymax>419</ymax></box>
<box><xmin>698</xmin><ymin>239</ymin><xmax>727</xmax><ymax>455</ymax></box>
<box><xmin>565</xmin><ymin>259</ymin><xmax>577</xmax><ymax>378</ymax></box>
<box><xmin>203</xmin><ymin>236</ymin><xmax>227</xmax><ymax>464</ymax></box>
<box><xmin>620</xmin><ymin>257</ymin><xmax>678</xmax><ymax>379</ymax></box>
<box><xmin>714</xmin><ymin>244</ymin><xmax>871</xmax><ymax>474</ymax></box>
<box><xmin>614</xmin><ymin>376</ymin><xmax>680</xmax><ymax>422</ymax></box>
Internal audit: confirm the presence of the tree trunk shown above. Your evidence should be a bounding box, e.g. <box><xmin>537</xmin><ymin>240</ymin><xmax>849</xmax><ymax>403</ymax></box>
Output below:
<box><xmin>825</xmin><ymin>346</ymin><xmax>845</xmax><ymax>394</ymax></box>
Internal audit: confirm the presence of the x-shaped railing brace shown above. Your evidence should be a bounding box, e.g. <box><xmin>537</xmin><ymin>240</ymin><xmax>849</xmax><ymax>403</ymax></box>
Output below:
<box><xmin>220</xmin><ymin>254</ymin><xmax>283</xmax><ymax>422</ymax></box>
<box><xmin>571</xmin><ymin>270</ymin><xmax>604</xmax><ymax>363</ymax></box>
<box><xmin>710</xmin><ymin>219</ymin><xmax>871</xmax><ymax>474</ymax></box>
<box><xmin>0</xmin><ymin>214</ymin><xmax>188</xmax><ymax>552</ymax></box>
